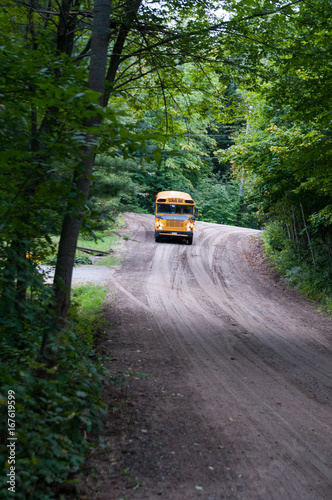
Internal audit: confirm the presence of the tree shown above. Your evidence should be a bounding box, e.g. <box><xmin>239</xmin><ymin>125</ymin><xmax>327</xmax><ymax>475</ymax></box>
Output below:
<box><xmin>2</xmin><ymin>0</ymin><xmax>317</xmax><ymax>356</ymax></box>
<box><xmin>6</xmin><ymin>1</ymin><xmax>331</xmax><ymax>495</ymax></box>
<box><xmin>219</xmin><ymin>85</ymin><xmax>332</xmax><ymax>294</ymax></box>
<box><xmin>212</xmin><ymin>0</ymin><xmax>332</xmax><ymax>300</ymax></box>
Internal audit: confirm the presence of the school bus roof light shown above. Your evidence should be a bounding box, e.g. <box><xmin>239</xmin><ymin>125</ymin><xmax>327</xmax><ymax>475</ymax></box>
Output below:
<box><xmin>157</xmin><ymin>198</ymin><xmax>166</xmax><ymax>202</ymax></box>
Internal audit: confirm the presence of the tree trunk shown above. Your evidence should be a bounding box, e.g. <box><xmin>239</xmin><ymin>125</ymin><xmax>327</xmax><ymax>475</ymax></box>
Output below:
<box><xmin>292</xmin><ymin>206</ymin><xmax>300</xmax><ymax>253</ymax></box>
<box><xmin>40</xmin><ymin>0</ymin><xmax>113</xmax><ymax>365</ymax></box>
<box><xmin>300</xmin><ymin>202</ymin><xmax>316</xmax><ymax>269</ymax></box>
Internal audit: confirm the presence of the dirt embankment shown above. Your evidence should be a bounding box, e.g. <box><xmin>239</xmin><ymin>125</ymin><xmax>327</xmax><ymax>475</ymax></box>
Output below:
<box><xmin>75</xmin><ymin>213</ymin><xmax>332</xmax><ymax>500</ymax></box>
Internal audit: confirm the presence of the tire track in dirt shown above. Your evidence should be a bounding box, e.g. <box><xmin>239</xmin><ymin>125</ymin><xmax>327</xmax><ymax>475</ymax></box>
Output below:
<box><xmin>136</xmin><ymin>217</ymin><xmax>332</xmax><ymax>499</ymax></box>
<box><xmin>188</xmin><ymin>222</ymin><xmax>332</xmax><ymax>393</ymax></box>
<box><xmin>81</xmin><ymin>213</ymin><xmax>332</xmax><ymax>500</ymax></box>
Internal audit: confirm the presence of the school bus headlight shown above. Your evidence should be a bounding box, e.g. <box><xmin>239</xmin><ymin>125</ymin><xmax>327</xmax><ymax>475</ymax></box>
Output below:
<box><xmin>156</xmin><ymin>219</ymin><xmax>165</xmax><ymax>230</ymax></box>
<box><xmin>186</xmin><ymin>223</ymin><xmax>194</xmax><ymax>231</ymax></box>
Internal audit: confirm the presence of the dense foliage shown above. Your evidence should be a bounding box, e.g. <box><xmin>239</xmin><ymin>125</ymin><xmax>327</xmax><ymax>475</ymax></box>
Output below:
<box><xmin>0</xmin><ymin>283</ymin><xmax>109</xmax><ymax>499</ymax></box>
<box><xmin>0</xmin><ymin>1</ymin><xmax>255</xmax><ymax>497</ymax></box>
<box><xmin>218</xmin><ymin>0</ymin><xmax>332</xmax><ymax>305</ymax></box>
<box><xmin>1</xmin><ymin>0</ymin><xmax>331</xmax><ymax>497</ymax></box>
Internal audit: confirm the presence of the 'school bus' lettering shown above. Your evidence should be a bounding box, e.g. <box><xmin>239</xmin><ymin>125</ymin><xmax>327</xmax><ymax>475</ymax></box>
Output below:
<box><xmin>153</xmin><ymin>190</ymin><xmax>197</xmax><ymax>245</ymax></box>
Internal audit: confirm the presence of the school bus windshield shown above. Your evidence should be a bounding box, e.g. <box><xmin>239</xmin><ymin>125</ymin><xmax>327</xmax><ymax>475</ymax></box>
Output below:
<box><xmin>157</xmin><ymin>204</ymin><xmax>194</xmax><ymax>215</ymax></box>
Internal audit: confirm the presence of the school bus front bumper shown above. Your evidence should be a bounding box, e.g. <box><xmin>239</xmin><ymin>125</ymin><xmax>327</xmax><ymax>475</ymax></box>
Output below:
<box><xmin>155</xmin><ymin>215</ymin><xmax>194</xmax><ymax>238</ymax></box>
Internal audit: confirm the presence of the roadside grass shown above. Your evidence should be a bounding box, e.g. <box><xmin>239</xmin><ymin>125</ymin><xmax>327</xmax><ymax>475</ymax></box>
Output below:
<box><xmin>76</xmin><ymin>228</ymin><xmax>127</xmax><ymax>266</ymax></box>
<box><xmin>70</xmin><ymin>284</ymin><xmax>109</xmax><ymax>349</ymax></box>
<box><xmin>44</xmin><ymin>229</ymin><xmax>125</xmax><ymax>266</ymax></box>
<box><xmin>96</xmin><ymin>253</ymin><xmax>121</xmax><ymax>266</ymax></box>
<box><xmin>77</xmin><ymin>230</ymin><xmax>120</xmax><ymax>253</ymax></box>
<box><xmin>72</xmin><ymin>283</ymin><xmax>108</xmax><ymax>320</ymax></box>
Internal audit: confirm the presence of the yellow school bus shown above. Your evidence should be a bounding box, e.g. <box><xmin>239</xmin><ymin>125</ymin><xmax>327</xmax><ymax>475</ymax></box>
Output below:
<box><xmin>153</xmin><ymin>190</ymin><xmax>197</xmax><ymax>245</ymax></box>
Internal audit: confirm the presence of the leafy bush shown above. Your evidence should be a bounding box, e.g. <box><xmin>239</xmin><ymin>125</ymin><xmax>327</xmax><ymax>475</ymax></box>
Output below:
<box><xmin>0</xmin><ymin>285</ymin><xmax>110</xmax><ymax>499</ymax></box>
<box><xmin>263</xmin><ymin>221</ymin><xmax>332</xmax><ymax>312</ymax></box>
<box><xmin>43</xmin><ymin>256</ymin><xmax>93</xmax><ymax>266</ymax></box>
<box><xmin>73</xmin><ymin>256</ymin><xmax>93</xmax><ymax>266</ymax></box>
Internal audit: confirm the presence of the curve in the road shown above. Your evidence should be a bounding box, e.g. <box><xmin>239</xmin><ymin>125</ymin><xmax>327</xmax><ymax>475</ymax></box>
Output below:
<box><xmin>110</xmin><ymin>213</ymin><xmax>332</xmax><ymax>500</ymax></box>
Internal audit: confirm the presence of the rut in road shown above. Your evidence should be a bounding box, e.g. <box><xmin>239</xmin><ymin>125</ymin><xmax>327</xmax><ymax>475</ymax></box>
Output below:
<box><xmin>81</xmin><ymin>212</ymin><xmax>332</xmax><ymax>500</ymax></box>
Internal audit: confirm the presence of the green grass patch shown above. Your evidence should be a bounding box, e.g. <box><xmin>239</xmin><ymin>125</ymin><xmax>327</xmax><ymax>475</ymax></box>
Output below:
<box><xmin>77</xmin><ymin>230</ymin><xmax>121</xmax><ymax>252</ymax></box>
<box><xmin>70</xmin><ymin>284</ymin><xmax>108</xmax><ymax>349</ymax></box>
<box><xmin>96</xmin><ymin>254</ymin><xmax>120</xmax><ymax>266</ymax></box>
<box><xmin>45</xmin><ymin>230</ymin><xmax>123</xmax><ymax>265</ymax></box>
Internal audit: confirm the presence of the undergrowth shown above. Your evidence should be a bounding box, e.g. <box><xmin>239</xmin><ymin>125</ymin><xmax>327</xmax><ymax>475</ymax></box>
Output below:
<box><xmin>0</xmin><ymin>284</ymin><xmax>111</xmax><ymax>499</ymax></box>
<box><xmin>43</xmin><ymin>255</ymin><xmax>93</xmax><ymax>266</ymax></box>
<box><xmin>70</xmin><ymin>284</ymin><xmax>108</xmax><ymax>349</ymax></box>
<box><xmin>262</xmin><ymin>222</ymin><xmax>332</xmax><ymax>313</ymax></box>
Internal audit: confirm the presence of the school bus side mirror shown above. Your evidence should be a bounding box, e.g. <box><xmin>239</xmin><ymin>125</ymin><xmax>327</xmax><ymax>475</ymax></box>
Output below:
<box><xmin>195</xmin><ymin>207</ymin><xmax>198</xmax><ymax>215</ymax></box>
<box><xmin>152</xmin><ymin>203</ymin><xmax>156</xmax><ymax>212</ymax></box>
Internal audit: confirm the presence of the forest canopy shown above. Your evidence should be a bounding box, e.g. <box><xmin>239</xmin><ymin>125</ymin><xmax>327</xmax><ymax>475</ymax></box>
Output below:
<box><xmin>1</xmin><ymin>1</ymin><xmax>331</xmax><ymax>497</ymax></box>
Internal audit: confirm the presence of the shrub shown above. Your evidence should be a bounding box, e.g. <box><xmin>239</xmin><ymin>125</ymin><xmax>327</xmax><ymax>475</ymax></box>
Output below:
<box><xmin>262</xmin><ymin>221</ymin><xmax>332</xmax><ymax>312</ymax></box>
<box><xmin>0</xmin><ymin>285</ymin><xmax>109</xmax><ymax>499</ymax></box>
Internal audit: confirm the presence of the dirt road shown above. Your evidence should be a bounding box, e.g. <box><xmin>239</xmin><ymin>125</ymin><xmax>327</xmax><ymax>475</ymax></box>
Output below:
<box><xmin>78</xmin><ymin>213</ymin><xmax>332</xmax><ymax>500</ymax></box>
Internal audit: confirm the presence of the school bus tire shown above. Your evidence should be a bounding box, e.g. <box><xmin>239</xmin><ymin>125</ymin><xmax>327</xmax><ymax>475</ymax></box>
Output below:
<box><xmin>155</xmin><ymin>232</ymin><xmax>161</xmax><ymax>243</ymax></box>
<box><xmin>187</xmin><ymin>235</ymin><xmax>193</xmax><ymax>245</ymax></box>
